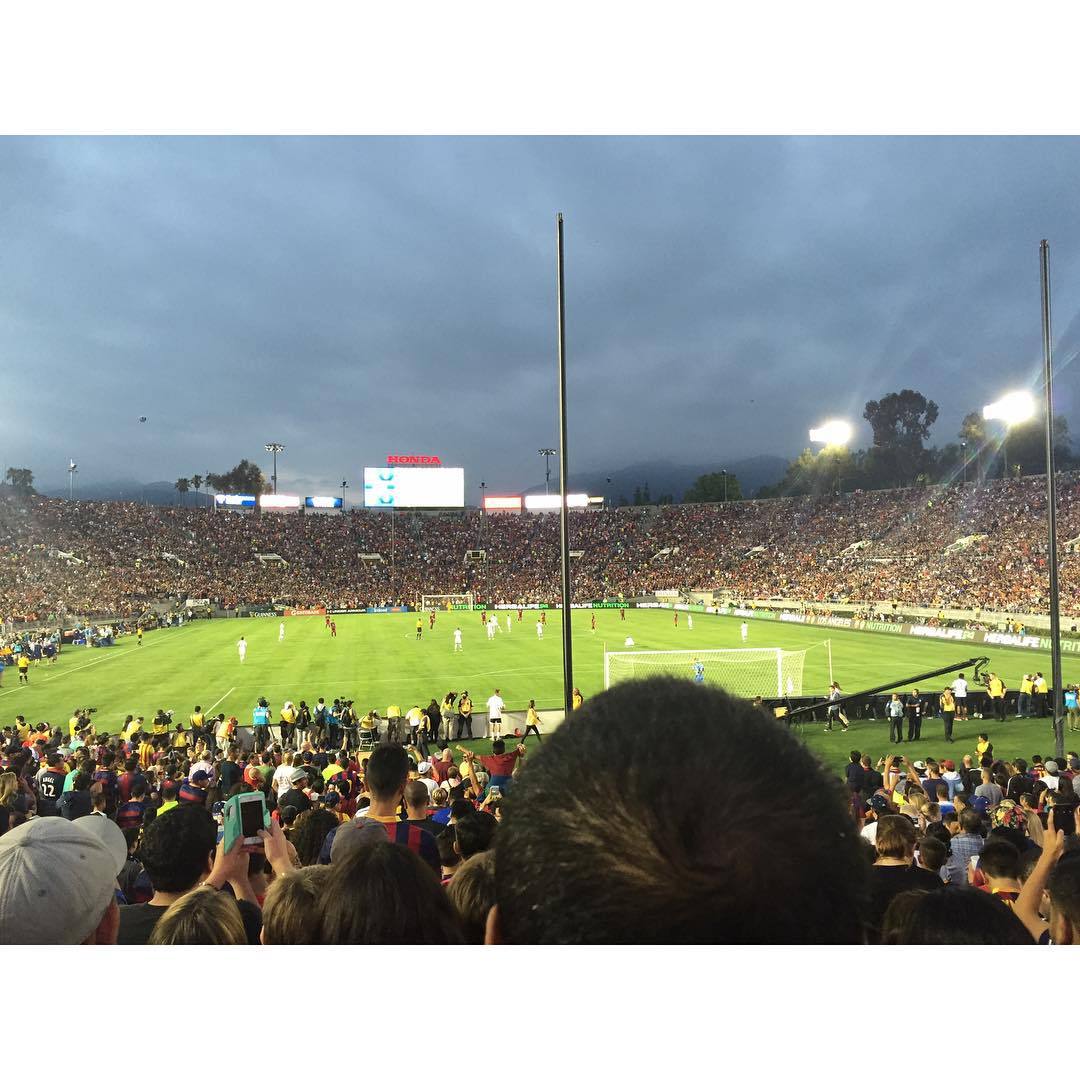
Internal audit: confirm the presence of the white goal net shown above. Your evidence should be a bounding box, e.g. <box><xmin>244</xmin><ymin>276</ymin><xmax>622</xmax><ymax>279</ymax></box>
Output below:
<box><xmin>604</xmin><ymin>647</ymin><xmax>809</xmax><ymax>698</ymax></box>
<box><xmin>420</xmin><ymin>593</ymin><xmax>475</xmax><ymax>611</ymax></box>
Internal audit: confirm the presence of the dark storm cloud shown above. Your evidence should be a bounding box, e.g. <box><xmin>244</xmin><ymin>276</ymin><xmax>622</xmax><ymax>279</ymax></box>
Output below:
<box><xmin>3</xmin><ymin>136</ymin><xmax>1080</xmax><ymax>496</ymax></box>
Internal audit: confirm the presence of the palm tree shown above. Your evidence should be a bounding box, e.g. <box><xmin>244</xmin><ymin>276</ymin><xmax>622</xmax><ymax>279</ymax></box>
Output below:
<box><xmin>190</xmin><ymin>474</ymin><xmax>203</xmax><ymax>507</ymax></box>
<box><xmin>175</xmin><ymin>477</ymin><xmax>190</xmax><ymax>506</ymax></box>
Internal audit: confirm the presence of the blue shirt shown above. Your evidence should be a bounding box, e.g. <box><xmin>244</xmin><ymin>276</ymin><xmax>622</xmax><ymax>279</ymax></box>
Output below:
<box><xmin>693</xmin><ymin>663</ymin><xmax>705</xmax><ymax>683</ymax></box>
<box><xmin>253</xmin><ymin>706</ymin><xmax>270</xmax><ymax>726</ymax></box>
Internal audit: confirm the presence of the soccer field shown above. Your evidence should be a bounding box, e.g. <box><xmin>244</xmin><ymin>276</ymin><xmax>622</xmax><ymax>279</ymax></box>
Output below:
<box><xmin>2</xmin><ymin>609</ymin><xmax>1076</xmax><ymax>773</ymax></box>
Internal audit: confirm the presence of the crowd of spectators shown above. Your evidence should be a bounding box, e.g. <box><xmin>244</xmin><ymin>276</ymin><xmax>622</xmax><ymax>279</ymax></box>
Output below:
<box><xmin>2</xmin><ymin>677</ymin><xmax>1078</xmax><ymax>945</ymax></box>
<box><xmin>5</xmin><ymin>473</ymin><xmax>1080</xmax><ymax>623</ymax></box>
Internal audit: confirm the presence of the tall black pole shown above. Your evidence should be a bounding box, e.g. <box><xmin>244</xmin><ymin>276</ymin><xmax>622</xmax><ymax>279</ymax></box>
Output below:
<box><xmin>556</xmin><ymin>213</ymin><xmax>574</xmax><ymax>716</ymax></box>
<box><xmin>1040</xmin><ymin>239</ymin><xmax>1065</xmax><ymax>758</ymax></box>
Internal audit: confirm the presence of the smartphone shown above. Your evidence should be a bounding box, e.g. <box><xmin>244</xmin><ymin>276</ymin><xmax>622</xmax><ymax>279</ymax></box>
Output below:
<box><xmin>222</xmin><ymin>792</ymin><xmax>270</xmax><ymax>849</ymax></box>
<box><xmin>1052</xmin><ymin>805</ymin><xmax>1078</xmax><ymax>836</ymax></box>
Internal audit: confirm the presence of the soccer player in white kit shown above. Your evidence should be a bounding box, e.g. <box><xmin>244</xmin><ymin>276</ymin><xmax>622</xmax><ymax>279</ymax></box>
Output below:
<box><xmin>279</xmin><ymin>622</ymin><xmax>285</xmax><ymax>642</ymax></box>
<box><xmin>487</xmin><ymin>619</ymin><xmax>497</xmax><ymax>641</ymax></box>
<box><xmin>505</xmin><ymin>613</ymin><xmax>511</xmax><ymax>633</ymax></box>
<box><xmin>237</xmin><ymin>636</ymin><xmax>247</xmax><ymax>663</ymax></box>
<box><xmin>741</xmin><ymin>622</ymin><xmax>749</xmax><ymax>643</ymax></box>
<box><xmin>453</xmin><ymin>627</ymin><xmax>463</xmax><ymax>652</ymax></box>
<box><xmin>536</xmin><ymin>619</ymin><xmax>544</xmax><ymax>640</ymax></box>
<box><xmin>688</xmin><ymin>614</ymin><xmax>694</xmax><ymax>631</ymax></box>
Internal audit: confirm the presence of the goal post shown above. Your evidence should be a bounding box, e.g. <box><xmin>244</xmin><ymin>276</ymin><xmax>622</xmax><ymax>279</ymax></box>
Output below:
<box><xmin>420</xmin><ymin>593</ymin><xmax>474</xmax><ymax>611</ymax></box>
<box><xmin>603</xmin><ymin>646</ymin><xmax>809</xmax><ymax>698</ymax></box>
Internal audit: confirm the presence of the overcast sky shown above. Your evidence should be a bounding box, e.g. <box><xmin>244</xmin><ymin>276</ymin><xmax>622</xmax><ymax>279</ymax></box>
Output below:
<box><xmin>4</xmin><ymin>136</ymin><xmax>1080</xmax><ymax>497</ymax></box>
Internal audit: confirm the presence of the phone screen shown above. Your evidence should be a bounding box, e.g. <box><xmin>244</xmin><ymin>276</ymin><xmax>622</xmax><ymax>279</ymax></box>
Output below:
<box><xmin>1052</xmin><ymin>805</ymin><xmax>1077</xmax><ymax>836</ymax></box>
<box><xmin>240</xmin><ymin>798</ymin><xmax>264</xmax><ymax>838</ymax></box>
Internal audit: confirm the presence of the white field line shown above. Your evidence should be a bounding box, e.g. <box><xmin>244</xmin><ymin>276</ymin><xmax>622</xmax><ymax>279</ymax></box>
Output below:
<box><xmin>207</xmin><ymin>686</ymin><xmax>235</xmax><ymax>713</ymax></box>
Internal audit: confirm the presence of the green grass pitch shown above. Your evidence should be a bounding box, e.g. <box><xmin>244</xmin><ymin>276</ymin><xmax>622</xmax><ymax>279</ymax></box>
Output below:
<box><xmin>2</xmin><ymin>609</ymin><xmax>1076</xmax><ymax>774</ymax></box>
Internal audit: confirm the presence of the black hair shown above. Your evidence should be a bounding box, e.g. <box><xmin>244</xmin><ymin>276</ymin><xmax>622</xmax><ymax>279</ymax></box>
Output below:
<box><xmin>290</xmin><ymin>808</ymin><xmax>340</xmax><ymax>867</ymax></box>
<box><xmin>495</xmin><ymin>676</ymin><xmax>870</xmax><ymax>944</ymax></box>
<box><xmin>849</xmin><ymin>750</ymin><xmax>861</xmax><ymax>764</ymax></box>
<box><xmin>450</xmin><ymin>798</ymin><xmax>474</xmax><ymax>821</ymax></box>
<box><xmin>454</xmin><ymin>810</ymin><xmax>496</xmax><ymax>859</ymax></box>
<box><xmin>137</xmin><ymin>807</ymin><xmax>217</xmax><ymax>893</ymax></box>
<box><xmin>978</xmin><ymin>840</ymin><xmax>1021</xmax><ymax>880</ymax></box>
<box><xmin>1048</xmin><ymin>854</ymin><xmax>1080</xmax><ymax>935</ymax></box>
<box><xmin>364</xmin><ymin>745</ymin><xmax>410</xmax><ymax>800</ymax></box>
<box><xmin>881</xmin><ymin>886</ymin><xmax>1033</xmax><ymax>945</ymax></box>
<box><xmin>491</xmin><ymin>739</ymin><xmax>505</xmax><ymax>755</ymax></box>
<box><xmin>316</xmin><ymin>842</ymin><xmax>465</xmax><ymax>945</ymax></box>
<box><xmin>436</xmin><ymin>827</ymin><xmax>460</xmax><ymax>868</ymax></box>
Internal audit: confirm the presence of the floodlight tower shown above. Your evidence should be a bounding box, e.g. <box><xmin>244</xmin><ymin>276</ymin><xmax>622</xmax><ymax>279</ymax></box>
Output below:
<box><xmin>539</xmin><ymin>448</ymin><xmax>557</xmax><ymax>495</ymax></box>
<box><xmin>264</xmin><ymin>443</ymin><xmax>285</xmax><ymax>494</ymax></box>
<box><xmin>809</xmin><ymin>420</ymin><xmax>853</xmax><ymax>493</ymax></box>
<box><xmin>983</xmin><ymin>391</ymin><xmax>1035</xmax><ymax>479</ymax></box>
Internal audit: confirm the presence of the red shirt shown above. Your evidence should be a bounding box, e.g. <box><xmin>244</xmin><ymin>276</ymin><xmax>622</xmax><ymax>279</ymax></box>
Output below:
<box><xmin>479</xmin><ymin>752</ymin><xmax>518</xmax><ymax>778</ymax></box>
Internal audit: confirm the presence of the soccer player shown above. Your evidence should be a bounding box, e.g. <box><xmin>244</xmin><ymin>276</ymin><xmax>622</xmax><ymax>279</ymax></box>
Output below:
<box><xmin>487</xmin><ymin>618</ymin><xmax>497</xmax><ymax>641</ymax></box>
<box><xmin>486</xmin><ymin>689</ymin><xmax>505</xmax><ymax>739</ymax></box>
<box><xmin>137</xmin><ymin>626</ymin><xmax>144</xmax><ymax>646</ymax></box>
<box><xmin>693</xmin><ymin>658</ymin><xmax>705</xmax><ymax>684</ymax></box>
<box><xmin>429</xmin><ymin>610</ymin><xmax>436</xmax><ymax>631</ymax></box>
<box><xmin>687</xmin><ymin>614</ymin><xmax>693</xmax><ymax>631</ymax></box>
<box><xmin>17</xmin><ymin>653</ymin><xmax>30</xmax><ymax>684</ymax></box>
<box><xmin>330</xmin><ymin>621</ymin><xmax>337</xmax><ymax>637</ymax></box>
<box><xmin>620</xmin><ymin>606</ymin><xmax>626</xmax><ymax>621</ymax></box>
<box><xmin>505</xmin><ymin>613</ymin><xmax>512</xmax><ymax>633</ymax></box>
<box><xmin>279</xmin><ymin>622</ymin><xmax>286</xmax><ymax>642</ymax></box>
<box><xmin>237</xmin><ymin>636</ymin><xmax>247</xmax><ymax>663</ymax></box>
<box><xmin>951</xmin><ymin>673</ymin><xmax>968</xmax><ymax>721</ymax></box>
<box><xmin>481</xmin><ymin>611</ymin><xmax>488</xmax><ymax>628</ymax></box>
<box><xmin>517</xmin><ymin>607</ymin><xmax>524</xmax><ymax>623</ymax></box>
<box><xmin>591</xmin><ymin>613</ymin><xmax>597</xmax><ymax>632</ymax></box>
<box><xmin>453</xmin><ymin>627</ymin><xmax>463</xmax><ymax>652</ymax></box>
<box><xmin>325</xmin><ymin>614</ymin><xmax>331</xmax><ymax>628</ymax></box>
<box><xmin>536</xmin><ymin>618</ymin><xmax>544</xmax><ymax>640</ymax></box>
<box><xmin>416</xmin><ymin>617</ymin><xmax>424</xmax><ymax>641</ymax></box>
<box><xmin>541</xmin><ymin>611</ymin><xmax>547</xmax><ymax>625</ymax></box>
<box><xmin>673</xmin><ymin>612</ymin><xmax>678</xmax><ymax>628</ymax></box>
<box><xmin>741</xmin><ymin>621</ymin><xmax>749</xmax><ymax>643</ymax></box>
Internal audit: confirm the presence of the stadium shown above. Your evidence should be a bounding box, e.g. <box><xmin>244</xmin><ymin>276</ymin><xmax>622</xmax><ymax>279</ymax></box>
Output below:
<box><xmin>4</xmin><ymin>127</ymin><xmax>1080</xmax><ymax>951</ymax></box>
<box><xmin>3</xmin><ymin>457</ymin><xmax>1080</xmax><ymax>945</ymax></box>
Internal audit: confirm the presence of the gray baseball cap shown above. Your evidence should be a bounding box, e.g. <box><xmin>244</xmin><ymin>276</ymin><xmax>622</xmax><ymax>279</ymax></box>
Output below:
<box><xmin>330</xmin><ymin>816</ymin><xmax>390</xmax><ymax>862</ymax></box>
<box><xmin>0</xmin><ymin>817</ymin><xmax>121</xmax><ymax>945</ymax></box>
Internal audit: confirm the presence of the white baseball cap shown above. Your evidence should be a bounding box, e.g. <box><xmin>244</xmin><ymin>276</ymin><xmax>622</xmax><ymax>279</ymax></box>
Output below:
<box><xmin>0</xmin><ymin>817</ymin><xmax>123</xmax><ymax>945</ymax></box>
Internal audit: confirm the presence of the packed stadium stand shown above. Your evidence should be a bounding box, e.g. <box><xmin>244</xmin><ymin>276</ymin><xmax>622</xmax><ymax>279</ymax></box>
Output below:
<box><xmin>3</xmin><ymin>473</ymin><xmax>1079</xmax><ymax>620</ymax></box>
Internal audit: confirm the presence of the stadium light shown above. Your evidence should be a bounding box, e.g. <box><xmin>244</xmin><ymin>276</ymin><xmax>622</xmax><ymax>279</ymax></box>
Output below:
<box><xmin>809</xmin><ymin>420</ymin><xmax>853</xmax><ymax>447</ymax></box>
<box><xmin>983</xmin><ymin>391</ymin><xmax>1036</xmax><ymax>481</ymax></box>
<box><xmin>538</xmin><ymin>448</ymin><xmax>557</xmax><ymax>495</ymax></box>
<box><xmin>983</xmin><ymin>390</ymin><xmax>1036</xmax><ymax>427</ymax></box>
<box><xmin>264</xmin><ymin>443</ymin><xmax>285</xmax><ymax>494</ymax></box>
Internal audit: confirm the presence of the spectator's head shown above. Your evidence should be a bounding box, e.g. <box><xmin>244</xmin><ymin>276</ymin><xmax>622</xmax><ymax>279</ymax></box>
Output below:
<box><xmin>261</xmin><ymin>865</ymin><xmax>330</xmax><ymax>944</ymax></box>
<box><xmin>317</xmin><ymin>842</ymin><xmax>464</xmax><ymax>944</ymax></box>
<box><xmin>918</xmin><ymin>836</ymin><xmax>948</xmax><ymax>875</ymax></box>
<box><xmin>447</xmin><ymin>850</ymin><xmax>497</xmax><ymax>944</ymax></box>
<box><xmin>0</xmin><ymin>817</ymin><xmax>124</xmax><ymax>944</ymax></box>
<box><xmin>849</xmin><ymin>750</ymin><xmax>861</xmax><ymax>765</ymax></box>
<box><xmin>495</xmin><ymin>678</ymin><xmax>870</xmax><ymax>944</ymax></box>
<box><xmin>437</xmin><ymin>828</ymin><xmax>461</xmax><ymax>874</ymax></box>
<box><xmin>137</xmin><ymin>807</ymin><xmax>217</xmax><ymax>894</ymax></box>
<box><xmin>404</xmin><ymin>781</ymin><xmax>429</xmax><ymax>812</ymax></box>
<box><xmin>978</xmin><ymin>841</ymin><xmax>1021</xmax><ymax>885</ymax></box>
<box><xmin>147</xmin><ymin>887</ymin><xmax>246</xmax><ymax>945</ymax></box>
<box><xmin>875</xmin><ymin>816</ymin><xmax>916</xmax><ymax>861</ymax></box>
<box><xmin>960</xmin><ymin>808</ymin><xmax>982</xmax><ymax>834</ymax></box>
<box><xmin>365</xmin><ymin>745</ymin><xmax>410</xmax><ymax>803</ymax></box>
<box><xmin>882</xmin><ymin>886</ymin><xmax>1034</xmax><ymax>945</ymax></box>
<box><xmin>454</xmin><ymin>809</ymin><xmax>496</xmax><ymax>860</ymax></box>
<box><xmin>1047</xmin><ymin>855</ymin><xmax>1080</xmax><ymax>945</ymax></box>
<box><xmin>491</xmin><ymin>739</ymin><xmax>505</xmax><ymax>755</ymax></box>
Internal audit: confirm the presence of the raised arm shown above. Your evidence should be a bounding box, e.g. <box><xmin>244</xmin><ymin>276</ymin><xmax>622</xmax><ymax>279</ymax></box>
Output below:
<box><xmin>1013</xmin><ymin>811</ymin><xmax>1074</xmax><ymax>941</ymax></box>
